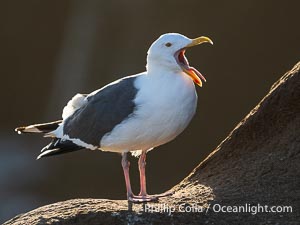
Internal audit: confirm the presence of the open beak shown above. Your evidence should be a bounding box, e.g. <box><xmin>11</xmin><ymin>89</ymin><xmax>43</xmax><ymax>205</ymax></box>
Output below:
<box><xmin>176</xmin><ymin>36</ymin><xmax>213</xmax><ymax>87</ymax></box>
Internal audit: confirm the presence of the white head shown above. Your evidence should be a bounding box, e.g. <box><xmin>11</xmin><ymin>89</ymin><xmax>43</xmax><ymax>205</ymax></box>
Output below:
<box><xmin>146</xmin><ymin>33</ymin><xmax>213</xmax><ymax>87</ymax></box>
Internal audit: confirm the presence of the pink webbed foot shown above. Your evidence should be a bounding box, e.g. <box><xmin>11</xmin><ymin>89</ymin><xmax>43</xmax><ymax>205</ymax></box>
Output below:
<box><xmin>128</xmin><ymin>190</ymin><xmax>174</xmax><ymax>203</ymax></box>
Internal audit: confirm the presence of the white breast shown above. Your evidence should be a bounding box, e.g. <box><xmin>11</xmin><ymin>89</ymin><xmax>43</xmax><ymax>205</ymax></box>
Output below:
<box><xmin>100</xmin><ymin>72</ymin><xmax>197</xmax><ymax>153</ymax></box>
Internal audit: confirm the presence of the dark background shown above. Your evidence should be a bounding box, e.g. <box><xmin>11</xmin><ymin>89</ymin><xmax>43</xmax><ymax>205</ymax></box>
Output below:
<box><xmin>0</xmin><ymin>0</ymin><xmax>299</xmax><ymax>223</ymax></box>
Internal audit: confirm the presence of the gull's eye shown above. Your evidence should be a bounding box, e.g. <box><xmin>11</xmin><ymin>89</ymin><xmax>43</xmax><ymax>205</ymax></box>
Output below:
<box><xmin>165</xmin><ymin>42</ymin><xmax>172</xmax><ymax>47</ymax></box>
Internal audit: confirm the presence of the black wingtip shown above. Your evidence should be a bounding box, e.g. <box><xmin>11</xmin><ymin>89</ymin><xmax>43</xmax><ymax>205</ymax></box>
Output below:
<box><xmin>36</xmin><ymin>148</ymin><xmax>60</xmax><ymax>160</ymax></box>
<box><xmin>36</xmin><ymin>151</ymin><xmax>48</xmax><ymax>160</ymax></box>
<box><xmin>37</xmin><ymin>139</ymin><xmax>84</xmax><ymax>159</ymax></box>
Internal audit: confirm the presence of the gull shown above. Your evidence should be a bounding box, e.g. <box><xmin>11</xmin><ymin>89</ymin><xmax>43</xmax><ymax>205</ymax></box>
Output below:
<box><xmin>15</xmin><ymin>33</ymin><xmax>213</xmax><ymax>202</ymax></box>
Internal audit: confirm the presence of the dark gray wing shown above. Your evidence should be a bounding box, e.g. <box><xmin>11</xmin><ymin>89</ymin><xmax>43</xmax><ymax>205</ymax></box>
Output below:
<box><xmin>63</xmin><ymin>76</ymin><xmax>138</xmax><ymax>147</ymax></box>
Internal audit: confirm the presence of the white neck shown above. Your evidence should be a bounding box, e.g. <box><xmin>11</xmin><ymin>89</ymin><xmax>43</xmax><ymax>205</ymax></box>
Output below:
<box><xmin>146</xmin><ymin>54</ymin><xmax>181</xmax><ymax>75</ymax></box>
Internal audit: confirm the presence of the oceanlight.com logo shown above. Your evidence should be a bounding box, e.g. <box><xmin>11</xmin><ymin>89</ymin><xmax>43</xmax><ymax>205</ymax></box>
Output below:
<box><xmin>211</xmin><ymin>203</ymin><xmax>293</xmax><ymax>215</ymax></box>
<box><xmin>144</xmin><ymin>203</ymin><xmax>293</xmax><ymax>216</ymax></box>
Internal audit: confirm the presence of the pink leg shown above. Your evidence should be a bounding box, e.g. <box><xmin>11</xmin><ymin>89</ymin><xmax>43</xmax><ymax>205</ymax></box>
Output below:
<box><xmin>138</xmin><ymin>150</ymin><xmax>147</xmax><ymax>196</ymax></box>
<box><xmin>121</xmin><ymin>151</ymin><xmax>173</xmax><ymax>203</ymax></box>
<box><xmin>121</xmin><ymin>152</ymin><xmax>134</xmax><ymax>199</ymax></box>
<box><xmin>137</xmin><ymin>150</ymin><xmax>173</xmax><ymax>200</ymax></box>
<box><xmin>122</xmin><ymin>152</ymin><xmax>157</xmax><ymax>203</ymax></box>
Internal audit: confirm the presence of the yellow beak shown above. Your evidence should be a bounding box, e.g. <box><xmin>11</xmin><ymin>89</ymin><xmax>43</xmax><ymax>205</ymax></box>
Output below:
<box><xmin>186</xmin><ymin>36</ymin><xmax>214</xmax><ymax>48</ymax></box>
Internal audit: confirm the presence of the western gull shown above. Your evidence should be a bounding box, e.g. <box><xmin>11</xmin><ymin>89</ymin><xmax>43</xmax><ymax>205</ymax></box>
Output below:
<box><xmin>15</xmin><ymin>33</ymin><xmax>213</xmax><ymax>202</ymax></box>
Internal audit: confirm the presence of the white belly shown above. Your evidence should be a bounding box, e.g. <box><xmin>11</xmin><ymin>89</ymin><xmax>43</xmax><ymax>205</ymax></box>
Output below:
<box><xmin>100</xmin><ymin>73</ymin><xmax>197</xmax><ymax>152</ymax></box>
